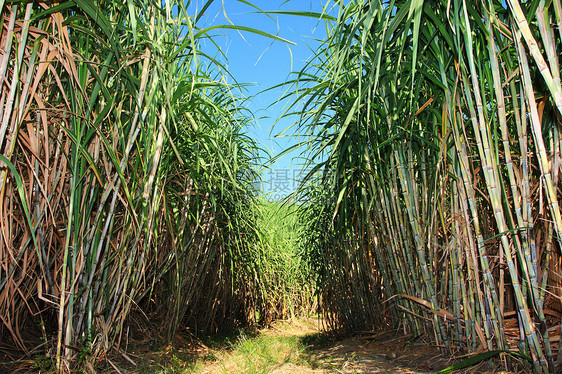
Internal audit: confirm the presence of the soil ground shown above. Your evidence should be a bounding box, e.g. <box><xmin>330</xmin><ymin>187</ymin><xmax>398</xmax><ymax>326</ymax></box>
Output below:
<box><xmin>121</xmin><ymin>318</ymin><xmax>517</xmax><ymax>373</ymax></box>
<box><xmin>1</xmin><ymin>318</ymin><xmax>519</xmax><ymax>373</ymax></box>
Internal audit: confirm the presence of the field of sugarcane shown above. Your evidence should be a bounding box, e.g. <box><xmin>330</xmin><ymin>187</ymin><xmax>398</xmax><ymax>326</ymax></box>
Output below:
<box><xmin>0</xmin><ymin>0</ymin><xmax>315</xmax><ymax>372</ymax></box>
<box><xmin>293</xmin><ymin>0</ymin><xmax>562</xmax><ymax>373</ymax></box>
<box><xmin>3</xmin><ymin>0</ymin><xmax>562</xmax><ymax>373</ymax></box>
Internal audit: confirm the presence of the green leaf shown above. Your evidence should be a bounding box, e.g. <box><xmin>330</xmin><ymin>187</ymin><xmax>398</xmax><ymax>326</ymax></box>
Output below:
<box><xmin>195</xmin><ymin>25</ymin><xmax>297</xmax><ymax>45</ymax></box>
<box><xmin>126</xmin><ymin>0</ymin><xmax>137</xmax><ymax>43</ymax></box>
<box><xmin>434</xmin><ymin>350</ymin><xmax>531</xmax><ymax>373</ymax></box>
<box><xmin>262</xmin><ymin>10</ymin><xmax>336</xmax><ymax>21</ymax></box>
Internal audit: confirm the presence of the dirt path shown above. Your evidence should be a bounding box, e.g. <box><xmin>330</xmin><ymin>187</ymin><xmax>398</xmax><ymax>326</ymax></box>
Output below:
<box><xmin>256</xmin><ymin>319</ymin><xmax>436</xmax><ymax>373</ymax></box>
<box><xmin>1</xmin><ymin>318</ymin><xmax>514</xmax><ymax>373</ymax></box>
<box><xmin>119</xmin><ymin>318</ymin><xmax>509</xmax><ymax>373</ymax></box>
<box><xmin>264</xmin><ymin>321</ymin><xmax>448</xmax><ymax>373</ymax></box>
<box><xmin>187</xmin><ymin>319</ymin><xmax>480</xmax><ymax>374</ymax></box>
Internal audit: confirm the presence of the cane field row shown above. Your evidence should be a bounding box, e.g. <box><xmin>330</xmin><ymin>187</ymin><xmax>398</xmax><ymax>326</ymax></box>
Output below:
<box><xmin>2</xmin><ymin>0</ymin><xmax>562</xmax><ymax>373</ymax></box>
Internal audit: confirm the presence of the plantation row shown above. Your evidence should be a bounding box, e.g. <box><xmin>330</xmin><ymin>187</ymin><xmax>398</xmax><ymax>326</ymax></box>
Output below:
<box><xmin>295</xmin><ymin>1</ymin><xmax>562</xmax><ymax>373</ymax></box>
<box><xmin>3</xmin><ymin>0</ymin><xmax>562</xmax><ymax>373</ymax></box>
<box><xmin>0</xmin><ymin>1</ymin><xmax>312</xmax><ymax>372</ymax></box>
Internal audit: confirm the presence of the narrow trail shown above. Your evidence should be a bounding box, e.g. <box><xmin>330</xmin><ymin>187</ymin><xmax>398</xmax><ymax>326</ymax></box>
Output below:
<box><xmin>176</xmin><ymin>318</ymin><xmax>502</xmax><ymax>374</ymax></box>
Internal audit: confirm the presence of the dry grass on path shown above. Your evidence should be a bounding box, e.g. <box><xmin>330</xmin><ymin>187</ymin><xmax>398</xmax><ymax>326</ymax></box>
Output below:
<box><xmin>110</xmin><ymin>318</ymin><xmax>519</xmax><ymax>373</ymax></box>
<box><xmin>175</xmin><ymin>319</ymin><xmax>462</xmax><ymax>373</ymax></box>
<box><xmin>194</xmin><ymin>317</ymin><xmax>324</xmax><ymax>374</ymax></box>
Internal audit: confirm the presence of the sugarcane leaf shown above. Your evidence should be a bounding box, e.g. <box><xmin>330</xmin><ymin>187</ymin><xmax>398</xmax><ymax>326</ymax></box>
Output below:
<box><xmin>126</xmin><ymin>0</ymin><xmax>137</xmax><ymax>43</ymax></box>
<box><xmin>0</xmin><ymin>155</ymin><xmax>39</xmax><ymax>256</ymax></box>
<box><xmin>195</xmin><ymin>0</ymin><xmax>216</xmax><ymax>24</ymax></box>
<box><xmin>31</xmin><ymin>2</ymin><xmax>74</xmax><ymax>22</ymax></box>
<box><xmin>434</xmin><ymin>350</ymin><xmax>532</xmax><ymax>373</ymax></box>
<box><xmin>263</xmin><ymin>10</ymin><xmax>336</xmax><ymax>21</ymax></box>
<box><xmin>72</xmin><ymin>0</ymin><xmax>120</xmax><ymax>55</ymax></box>
<box><xmin>194</xmin><ymin>25</ymin><xmax>296</xmax><ymax>45</ymax></box>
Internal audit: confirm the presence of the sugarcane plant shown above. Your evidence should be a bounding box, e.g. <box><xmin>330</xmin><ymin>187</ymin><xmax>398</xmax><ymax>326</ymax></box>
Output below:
<box><xmin>0</xmin><ymin>0</ymin><xmax>291</xmax><ymax>371</ymax></box>
<box><xmin>256</xmin><ymin>198</ymin><xmax>316</xmax><ymax>321</ymax></box>
<box><xmin>294</xmin><ymin>0</ymin><xmax>562</xmax><ymax>372</ymax></box>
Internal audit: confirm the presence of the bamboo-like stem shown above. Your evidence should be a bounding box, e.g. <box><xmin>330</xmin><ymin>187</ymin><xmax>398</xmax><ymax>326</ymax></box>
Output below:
<box><xmin>0</xmin><ymin>5</ymin><xmax>17</xmax><ymax>105</ymax></box>
<box><xmin>507</xmin><ymin>0</ymin><xmax>562</xmax><ymax>116</ymax></box>
<box><xmin>395</xmin><ymin>149</ymin><xmax>448</xmax><ymax>350</ymax></box>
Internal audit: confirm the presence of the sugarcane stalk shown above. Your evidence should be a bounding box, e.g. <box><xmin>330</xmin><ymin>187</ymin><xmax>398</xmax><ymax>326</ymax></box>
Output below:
<box><xmin>395</xmin><ymin>148</ymin><xmax>449</xmax><ymax>350</ymax></box>
<box><xmin>507</xmin><ymin>0</ymin><xmax>562</xmax><ymax>116</ymax></box>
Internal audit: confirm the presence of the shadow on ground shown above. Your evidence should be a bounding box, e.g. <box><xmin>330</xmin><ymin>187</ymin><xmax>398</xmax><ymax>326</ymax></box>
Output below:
<box><xmin>297</xmin><ymin>329</ymin><xmax>519</xmax><ymax>374</ymax></box>
<box><xmin>2</xmin><ymin>318</ymin><xmax>520</xmax><ymax>373</ymax></box>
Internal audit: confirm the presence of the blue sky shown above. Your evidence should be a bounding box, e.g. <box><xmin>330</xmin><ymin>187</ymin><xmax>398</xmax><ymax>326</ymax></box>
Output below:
<box><xmin>192</xmin><ymin>0</ymin><xmax>333</xmax><ymax>198</ymax></box>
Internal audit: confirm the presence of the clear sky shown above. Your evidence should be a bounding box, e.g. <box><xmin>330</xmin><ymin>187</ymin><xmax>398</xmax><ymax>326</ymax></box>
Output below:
<box><xmin>191</xmin><ymin>0</ymin><xmax>332</xmax><ymax>198</ymax></box>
